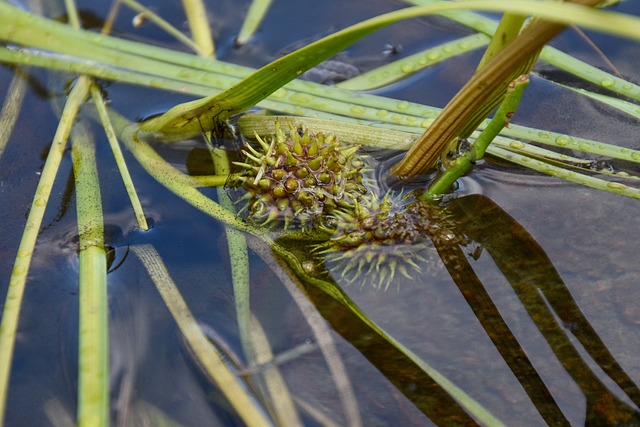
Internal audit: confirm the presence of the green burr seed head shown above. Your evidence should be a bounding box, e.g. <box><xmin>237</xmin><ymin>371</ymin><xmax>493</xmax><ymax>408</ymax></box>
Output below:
<box><xmin>232</xmin><ymin>119</ymin><xmax>368</xmax><ymax>230</ymax></box>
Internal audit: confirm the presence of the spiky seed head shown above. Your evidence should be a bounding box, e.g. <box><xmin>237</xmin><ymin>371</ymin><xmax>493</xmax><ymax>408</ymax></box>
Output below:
<box><xmin>231</xmin><ymin>119</ymin><xmax>368</xmax><ymax>230</ymax></box>
<box><xmin>316</xmin><ymin>192</ymin><xmax>467</xmax><ymax>290</ymax></box>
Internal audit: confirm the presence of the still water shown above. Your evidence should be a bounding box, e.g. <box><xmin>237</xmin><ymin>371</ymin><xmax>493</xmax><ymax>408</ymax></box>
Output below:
<box><xmin>1</xmin><ymin>0</ymin><xmax>639</xmax><ymax>425</ymax></box>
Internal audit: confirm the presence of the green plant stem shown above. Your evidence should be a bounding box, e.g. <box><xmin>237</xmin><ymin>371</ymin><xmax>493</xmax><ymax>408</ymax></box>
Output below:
<box><xmin>71</xmin><ymin>122</ymin><xmax>109</xmax><ymax>427</ymax></box>
<box><xmin>476</xmin><ymin>13</ymin><xmax>526</xmax><ymax>70</ymax></box>
<box><xmin>336</xmin><ymin>33</ymin><xmax>489</xmax><ymax>91</ymax></box>
<box><xmin>0</xmin><ymin>69</ymin><xmax>28</xmax><ymax>161</ymax></box>
<box><xmin>0</xmin><ymin>75</ymin><xmax>90</xmax><ymax>427</ymax></box>
<box><xmin>236</xmin><ymin>0</ymin><xmax>273</xmax><ymax>45</ymax></box>
<box><xmin>90</xmin><ymin>84</ymin><xmax>149</xmax><ymax>230</ymax></box>
<box><xmin>120</xmin><ymin>0</ymin><xmax>204</xmax><ymax>54</ymax></box>
<box><xmin>191</xmin><ymin>173</ymin><xmax>240</xmax><ymax>187</ymax></box>
<box><xmin>181</xmin><ymin>0</ymin><xmax>214</xmax><ymax>56</ymax></box>
<box><xmin>426</xmin><ymin>75</ymin><xmax>530</xmax><ymax>199</ymax></box>
<box><xmin>209</xmin><ymin>147</ymin><xmax>254</xmax><ymax>366</ymax></box>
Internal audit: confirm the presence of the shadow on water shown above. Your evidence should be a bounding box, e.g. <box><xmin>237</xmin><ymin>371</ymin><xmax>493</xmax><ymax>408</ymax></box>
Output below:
<box><xmin>277</xmin><ymin>193</ymin><xmax>640</xmax><ymax>426</ymax></box>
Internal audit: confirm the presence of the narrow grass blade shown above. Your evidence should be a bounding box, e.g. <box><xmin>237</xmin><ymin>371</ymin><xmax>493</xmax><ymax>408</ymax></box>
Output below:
<box><xmin>71</xmin><ymin>123</ymin><xmax>109</xmax><ymax>427</ymax></box>
<box><xmin>236</xmin><ymin>0</ymin><xmax>274</xmax><ymax>45</ymax></box>
<box><xmin>131</xmin><ymin>244</ymin><xmax>273</xmax><ymax>427</ymax></box>
<box><xmin>0</xmin><ymin>76</ymin><xmax>90</xmax><ymax>427</ymax></box>
<box><xmin>207</xmin><ymin>146</ymin><xmax>258</xmax><ymax>410</ymax></box>
<box><xmin>0</xmin><ymin>69</ymin><xmax>28</xmax><ymax>161</ymax></box>
<box><xmin>120</xmin><ymin>0</ymin><xmax>204</xmax><ymax>54</ymax></box>
<box><xmin>90</xmin><ymin>84</ymin><xmax>149</xmax><ymax>230</ymax></box>
<box><xmin>248</xmin><ymin>314</ymin><xmax>302</xmax><ymax>426</ymax></box>
<box><xmin>336</xmin><ymin>33</ymin><xmax>489</xmax><ymax>91</ymax></box>
<box><xmin>181</xmin><ymin>0</ymin><xmax>214</xmax><ymax>56</ymax></box>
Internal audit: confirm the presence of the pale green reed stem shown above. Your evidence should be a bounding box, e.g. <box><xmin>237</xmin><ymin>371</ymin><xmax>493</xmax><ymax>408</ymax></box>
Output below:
<box><xmin>89</xmin><ymin>84</ymin><xmax>149</xmax><ymax>230</ymax></box>
<box><xmin>71</xmin><ymin>123</ymin><xmax>109</xmax><ymax>427</ymax></box>
<box><xmin>0</xmin><ymin>76</ymin><xmax>91</xmax><ymax>427</ymax></box>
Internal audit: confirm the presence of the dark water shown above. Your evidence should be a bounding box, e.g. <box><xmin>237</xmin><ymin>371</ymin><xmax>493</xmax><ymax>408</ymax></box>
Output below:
<box><xmin>1</xmin><ymin>0</ymin><xmax>640</xmax><ymax>426</ymax></box>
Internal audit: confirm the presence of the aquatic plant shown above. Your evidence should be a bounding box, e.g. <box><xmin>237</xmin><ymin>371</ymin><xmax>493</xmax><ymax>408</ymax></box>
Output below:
<box><xmin>0</xmin><ymin>0</ymin><xmax>640</xmax><ymax>426</ymax></box>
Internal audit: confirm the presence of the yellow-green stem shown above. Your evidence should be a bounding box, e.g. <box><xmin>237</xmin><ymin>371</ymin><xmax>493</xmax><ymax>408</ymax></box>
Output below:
<box><xmin>72</xmin><ymin>125</ymin><xmax>109</xmax><ymax>427</ymax></box>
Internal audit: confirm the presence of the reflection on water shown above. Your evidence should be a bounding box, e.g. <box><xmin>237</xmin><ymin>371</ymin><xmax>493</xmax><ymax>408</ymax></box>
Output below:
<box><xmin>1</xmin><ymin>0</ymin><xmax>640</xmax><ymax>426</ymax></box>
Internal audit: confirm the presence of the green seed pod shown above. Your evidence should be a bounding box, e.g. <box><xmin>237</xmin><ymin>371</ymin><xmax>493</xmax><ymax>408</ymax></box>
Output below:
<box><xmin>284</xmin><ymin>178</ymin><xmax>299</xmax><ymax>193</ymax></box>
<box><xmin>273</xmin><ymin>185</ymin><xmax>287</xmax><ymax>198</ymax></box>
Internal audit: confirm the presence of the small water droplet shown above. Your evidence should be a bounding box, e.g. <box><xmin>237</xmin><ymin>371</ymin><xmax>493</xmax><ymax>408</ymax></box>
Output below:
<box><xmin>537</xmin><ymin>132</ymin><xmax>550</xmax><ymax>139</ymax></box>
<box><xmin>290</xmin><ymin>93</ymin><xmax>312</xmax><ymax>103</ymax></box>
<box><xmin>17</xmin><ymin>250</ymin><xmax>31</xmax><ymax>258</ymax></box>
<box><xmin>601</xmin><ymin>78</ymin><xmax>615</xmax><ymax>88</ymax></box>
<box><xmin>272</xmin><ymin>88</ymin><xmax>287</xmax><ymax>99</ymax></box>
<box><xmin>397</xmin><ymin>101</ymin><xmax>410</xmax><ymax>110</ymax></box>
<box><xmin>421</xmin><ymin>119</ymin><xmax>434</xmax><ymax>128</ymax></box>
<box><xmin>622</xmin><ymin>83</ymin><xmax>633</xmax><ymax>91</ymax></box>
<box><xmin>509</xmin><ymin>141</ymin><xmax>525</xmax><ymax>149</ymax></box>
<box><xmin>349</xmin><ymin>106</ymin><xmax>366</xmax><ymax>115</ymax></box>
<box><xmin>34</xmin><ymin>198</ymin><xmax>46</xmax><ymax>207</ymax></box>
<box><xmin>400</xmin><ymin>63</ymin><xmax>415</xmax><ymax>73</ymax></box>
<box><xmin>376</xmin><ymin>109</ymin><xmax>389</xmax><ymax>117</ymax></box>
<box><xmin>555</xmin><ymin>135</ymin><xmax>572</xmax><ymax>146</ymax></box>
<box><xmin>631</xmin><ymin>152</ymin><xmax>640</xmax><ymax>161</ymax></box>
<box><xmin>12</xmin><ymin>265</ymin><xmax>26</xmax><ymax>276</ymax></box>
<box><xmin>427</xmin><ymin>50</ymin><xmax>441</xmax><ymax>61</ymax></box>
<box><xmin>607</xmin><ymin>182</ymin><xmax>627</xmax><ymax>190</ymax></box>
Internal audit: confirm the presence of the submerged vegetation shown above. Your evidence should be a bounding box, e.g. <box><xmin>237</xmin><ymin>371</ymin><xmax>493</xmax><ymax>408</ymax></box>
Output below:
<box><xmin>1</xmin><ymin>0</ymin><xmax>640</xmax><ymax>425</ymax></box>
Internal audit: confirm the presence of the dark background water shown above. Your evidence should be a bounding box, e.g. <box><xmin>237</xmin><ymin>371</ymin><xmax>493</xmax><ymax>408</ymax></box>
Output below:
<box><xmin>1</xmin><ymin>0</ymin><xmax>640</xmax><ymax>426</ymax></box>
